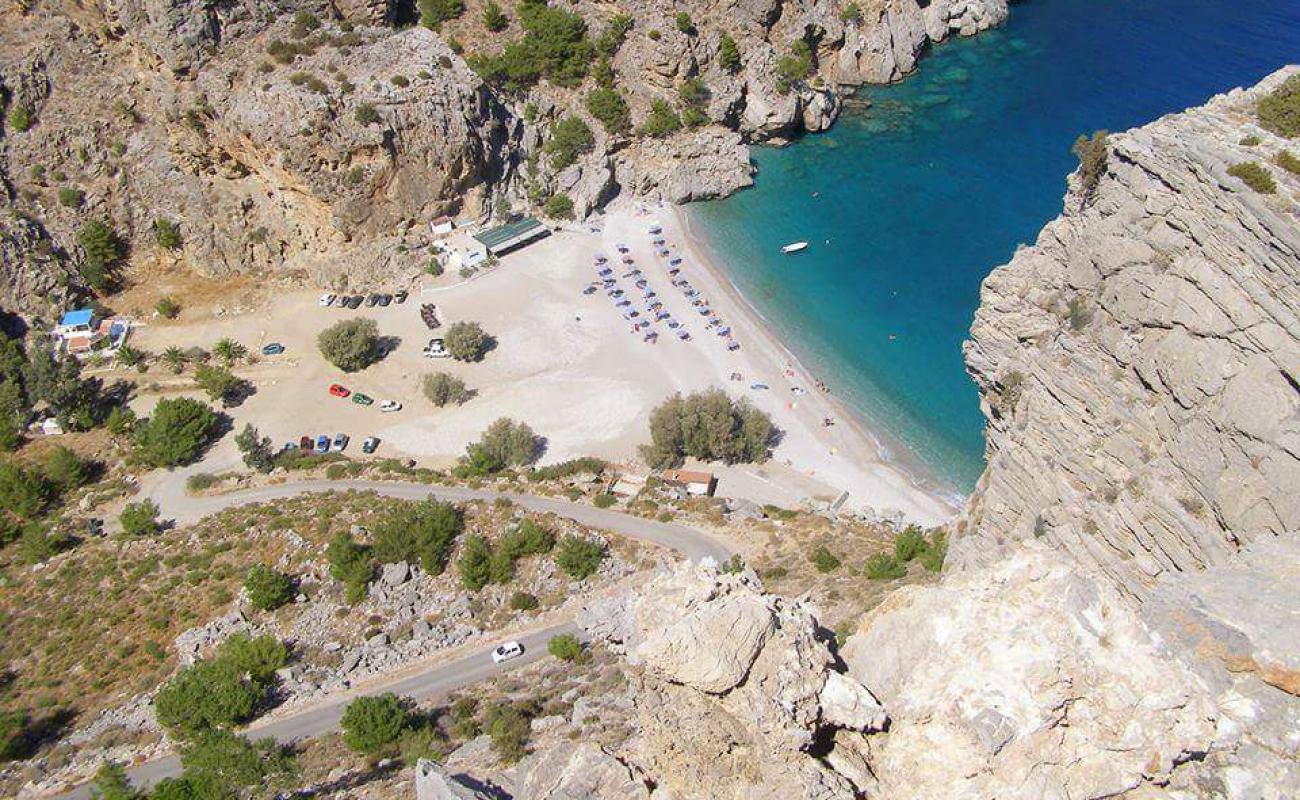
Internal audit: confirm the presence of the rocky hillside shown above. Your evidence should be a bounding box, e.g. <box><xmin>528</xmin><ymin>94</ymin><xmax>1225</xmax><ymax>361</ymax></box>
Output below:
<box><xmin>0</xmin><ymin>0</ymin><xmax>1006</xmax><ymax>313</ymax></box>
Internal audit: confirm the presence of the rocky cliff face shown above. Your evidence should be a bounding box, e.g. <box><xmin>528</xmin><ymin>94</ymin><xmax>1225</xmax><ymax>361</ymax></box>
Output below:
<box><xmin>0</xmin><ymin>0</ymin><xmax>1007</xmax><ymax>312</ymax></box>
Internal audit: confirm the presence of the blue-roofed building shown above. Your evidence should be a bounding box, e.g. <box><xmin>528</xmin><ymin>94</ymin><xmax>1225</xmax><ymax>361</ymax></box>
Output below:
<box><xmin>58</xmin><ymin>308</ymin><xmax>96</xmax><ymax>333</ymax></box>
<box><xmin>52</xmin><ymin>307</ymin><xmax>132</xmax><ymax>359</ymax></box>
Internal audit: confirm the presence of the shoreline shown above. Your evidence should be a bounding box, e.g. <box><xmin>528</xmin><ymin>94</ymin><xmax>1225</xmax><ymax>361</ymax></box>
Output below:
<box><xmin>673</xmin><ymin>205</ymin><xmax>970</xmax><ymax>511</ymax></box>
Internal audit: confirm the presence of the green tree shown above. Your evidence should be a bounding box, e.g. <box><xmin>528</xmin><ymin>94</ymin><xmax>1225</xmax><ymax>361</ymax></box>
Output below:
<box><xmin>544</xmin><ymin>116</ymin><xmax>595</xmax><ymax>169</ymax></box>
<box><xmin>718</xmin><ymin>33</ymin><xmax>741</xmax><ymax>73</ymax></box>
<box><xmin>341</xmin><ymin>694</ymin><xmax>410</xmax><ymax>755</ymax></box>
<box><xmin>89</xmin><ymin>762</ymin><xmax>140</xmax><ymax>800</ymax></box>
<box><xmin>76</xmin><ymin>219</ymin><xmax>126</xmax><ymax>294</ymax></box>
<box><xmin>327</xmin><ymin>531</ymin><xmax>374</xmax><ymax>603</ymax></box>
<box><xmin>245</xmin><ymin>565</ymin><xmax>294</xmax><ymax>611</ymax></box>
<box><xmin>482</xmin><ymin>702</ymin><xmax>531</xmax><ymax>763</ymax></box>
<box><xmin>105</xmin><ymin>405</ymin><xmax>136</xmax><ymax>436</ymax></box>
<box><xmin>421</xmin><ymin>372</ymin><xmax>470</xmax><ymax>407</ymax></box>
<box><xmin>675</xmin><ymin>11</ymin><xmax>696</xmax><ymax>35</ymax></box>
<box><xmin>483</xmin><ymin>0</ymin><xmax>508</xmax><ymax>31</ymax></box>
<box><xmin>640</xmin><ymin>389</ymin><xmax>774</xmax><ymax>468</ymax></box>
<box><xmin>42</xmin><ymin>445</ymin><xmax>90</xmax><ymax>493</ymax></box>
<box><xmin>0</xmin><ymin>379</ymin><xmax>26</xmax><ymax>451</ymax></box>
<box><xmin>318</xmin><ymin>318</ymin><xmax>380</xmax><ymax>371</ymax></box>
<box><xmin>470</xmin><ymin>4</ymin><xmax>592</xmax><ymax>90</ymax></box>
<box><xmin>585</xmin><ymin>87</ymin><xmax>631</xmax><ymax>134</ymax></box>
<box><xmin>839</xmin><ymin>2</ymin><xmax>863</xmax><ymax>23</ymax></box>
<box><xmin>216</xmin><ymin>633</ymin><xmax>288</xmax><ymax>684</ymax></box>
<box><xmin>161</xmin><ymin>346</ymin><xmax>188</xmax><ymax>373</ymax></box>
<box><xmin>1071</xmin><ymin>130</ymin><xmax>1109</xmax><ymax>200</ymax></box>
<box><xmin>154</xmin><ymin>218</ymin><xmax>182</xmax><ymax>250</ymax></box>
<box><xmin>154</xmin><ymin>659</ymin><xmax>262</xmax><ymax>738</ymax></box>
<box><xmin>24</xmin><ymin>342</ymin><xmax>100</xmax><ymax>430</ymax></box>
<box><xmin>235</xmin><ymin>423</ymin><xmax>275</xmax><ymax>473</ymax></box>
<box><xmin>457</xmin><ymin>533</ymin><xmax>493</xmax><ymax>591</ymax></box>
<box><xmin>133</xmin><ymin>397</ymin><xmax>219</xmax><ymax>467</ymax></box>
<box><xmin>175</xmin><ymin>730</ymin><xmax>295</xmax><ymax>797</ymax></box>
<box><xmin>0</xmin><ymin>459</ymin><xmax>53</xmax><ymax>520</ymax></box>
<box><xmin>641</xmin><ymin>98</ymin><xmax>681</xmax><ymax>138</ymax></box>
<box><xmin>443</xmin><ymin>320</ymin><xmax>490</xmax><ymax>361</ymax></box>
<box><xmin>460</xmin><ymin>418</ymin><xmax>540</xmax><ymax>475</ymax></box>
<box><xmin>8</xmin><ymin>104</ymin><xmax>32</xmax><ymax>133</ymax></box>
<box><xmin>864</xmin><ymin>552</ymin><xmax>906</xmax><ymax>580</ymax></box>
<box><xmin>775</xmin><ymin>40</ymin><xmax>813</xmax><ymax>94</ymax></box>
<box><xmin>119</xmin><ymin>499</ymin><xmax>161</xmax><ymax>536</ymax></box>
<box><xmin>1256</xmin><ymin>73</ymin><xmax>1300</xmax><ymax>138</ymax></box>
<box><xmin>211</xmin><ymin>338</ymin><xmax>247</xmax><ymax>367</ymax></box>
<box><xmin>555</xmin><ymin>535</ymin><xmax>605</xmax><ymax>579</ymax></box>
<box><xmin>194</xmin><ymin>363</ymin><xmax>243</xmax><ymax>406</ymax></box>
<box><xmin>542</xmin><ymin>193</ymin><xmax>575</xmax><ymax>220</ymax></box>
<box><xmin>371</xmin><ymin>499</ymin><xmax>463</xmax><ymax>574</ymax></box>
<box><xmin>893</xmin><ymin>525</ymin><xmax>929</xmax><ymax>562</ymax></box>
<box><xmin>419</xmin><ymin>0</ymin><xmax>464</xmax><ymax>28</ymax></box>
<box><xmin>547</xmin><ymin>633</ymin><xmax>583</xmax><ymax>661</ymax></box>
<box><xmin>596</xmin><ymin>14</ymin><xmax>633</xmax><ymax>55</ymax></box>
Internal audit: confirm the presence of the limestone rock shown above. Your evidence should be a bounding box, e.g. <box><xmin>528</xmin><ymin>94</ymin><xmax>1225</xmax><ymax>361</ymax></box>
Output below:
<box><xmin>500</xmin><ymin>742</ymin><xmax>653</xmax><ymax>800</ymax></box>
<box><xmin>414</xmin><ymin>759</ymin><xmax>490</xmax><ymax>800</ymax></box>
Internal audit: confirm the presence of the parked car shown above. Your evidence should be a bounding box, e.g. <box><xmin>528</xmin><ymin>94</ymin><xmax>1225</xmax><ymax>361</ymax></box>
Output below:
<box><xmin>361</xmin><ymin>436</ymin><xmax>380</xmax><ymax>454</ymax></box>
<box><xmin>377</xmin><ymin>294</ymin><xmax>392</xmax><ymax>307</ymax></box>
<box><xmin>282</xmin><ymin>441</ymin><xmax>297</xmax><ymax>452</ymax></box>
<box><xmin>315</xmin><ymin>435</ymin><xmax>331</xmax><ymax>453</ymax></box>
<box><xmin>423</xmin><ymin>338</ymin><xmax>449</xmax><ymax>358</ymax></box>
<box><xmin>331</xmin><ymin>433</ymin><xmax>349</xmax><ymax>452</ymax></box>
<box><xmin>319</xmin><ymin>293</ymin><xmax>337</xmax><ymax>307</ymax></box>
<box><xmin>491</xmin><ymin>641</ymin><xmax>525</xmax><ymax>664</ymax></box>
<box><xmin>352</xmin><ymin>393</ymin><xmax>374</xmax><ymax>406</ymax></box>
<box><xmin>329</xmin><ymin>384</ymin><xmax>351</xmax><ymax>398</ymax></box>
<box><xmin>379</xmin><ymin>400</ymin><xmax>402</xmax><ymax>412</ymax></box>
<box><xmin>261</xmin><ymin>342</ymin><xmax>285</xmax><ymax>355</ymax></box>
<box><xmin>299</xmin><ymin>435</ymin><xmax>314</xmax><ymax>450</ymax></box>
<box><xmin>345</xmin><ymin>295</ymin><xmax>364</xmax><ymax>309</ymax></box>
<box><xmin>750</xmin><ymin>382</ymin><xmax>769</xmax><ymax>390</ymax></box>
<box><xmin>394</xmin><ymin>290</ymin><xmax>409</xmax><ymax>304</ymax></box>
<box><xmin>365</xmin><ymin>294</ymin><xmax>380</xmax><ymax>307</ymax></box>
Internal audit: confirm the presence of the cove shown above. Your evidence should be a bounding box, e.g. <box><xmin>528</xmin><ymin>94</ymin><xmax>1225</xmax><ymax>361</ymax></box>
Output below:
<box><xmin>686</xmin><ymin>0</ymin><xmax>1300</xmax><ymax>494</ymax></box>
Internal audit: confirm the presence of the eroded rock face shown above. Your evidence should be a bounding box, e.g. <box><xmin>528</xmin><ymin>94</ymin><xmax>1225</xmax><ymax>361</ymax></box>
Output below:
<box><xmin>579</xmin><ymin>562</ymin><xmax>885</xmax><ymax>800</ymax></box>
<box><xmin>957</xmin><ymin>66</ymin><xmax>1300</xmax><ymax>595</ymax></box>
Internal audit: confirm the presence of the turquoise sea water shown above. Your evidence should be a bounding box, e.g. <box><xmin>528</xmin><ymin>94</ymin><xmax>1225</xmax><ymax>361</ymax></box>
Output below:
<box><xmin>687</xmin><ymin>0</ymin><xmax>1300</xmax><ymax>494</ymax></box>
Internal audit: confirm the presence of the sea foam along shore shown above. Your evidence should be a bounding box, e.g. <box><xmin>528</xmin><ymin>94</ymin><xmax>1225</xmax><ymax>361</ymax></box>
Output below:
<box><xmin>653</xmin><ymin>203</ymin><xmax>961</xmax><ymax>525</ymax></box>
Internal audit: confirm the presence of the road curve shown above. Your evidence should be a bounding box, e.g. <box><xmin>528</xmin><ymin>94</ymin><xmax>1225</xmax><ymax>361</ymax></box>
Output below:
<box><xmin>53</xmin><ymin>478</ymin><xmax>728</xmax><ymax>798</ymax></box>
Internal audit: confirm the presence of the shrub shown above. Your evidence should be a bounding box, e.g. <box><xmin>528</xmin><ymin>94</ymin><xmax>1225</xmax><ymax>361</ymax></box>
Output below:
<box><xmin>839</xmin><ymin>2</ymin><xmax>863</xmax><ymax>23</ymax></box>
<box><xmin>77</xmin><ymin>218</ymin><xmax>126</xmax><ymax>293</ymax></box>
<box><xmin>593</xmin><ymin>493</ymin><xmax>616</xmax><ymax>509</ymax></box>
<box><xmin>641</xmin><ymin>98</ymin><xmax>681</xmax><ymax>138</ymax></box>
<box><xmin>1256</xmin><ymin>73</ymin><xmax>1300</xmax><ymax>138</ymax></box>
<box><xmin>58</xmin><ymin>187</ymin><xmax>85</xmax><ymax>208</ymax></box>
<box><xmin>106</xmin><ymin>405</ymin><xmax>137</xmax><ymax>436</ymax></box>
<box><xmin>718</xmin><ymin>33</ymin><xmax>741</xmax><ymax>73</ymax></box>
<box><xmin>186</xmin><ymin>472</ymin><xmax>219</xmax><ymax>492</ymax></box>
<box><xmin>1071</xmin><ymin>130</ymin><xmax>1109</xmax><ymax>200</ymax></box>
<box><xmin>918</xmin><ymin>530</ymin><xmax>947</xmax><ymax>572</ymax></box>
<box><xmin>585</xmin><ymin>87</ymin><xmax>631</xmax><ymax>134</ymax></box>
<box><xmin>547</xmin><ymin>633</ymin><xmax>584</xmax><ymax>661</ymax></box>
<box><xmin>555</xmin><ymin>535</ymin><xmax>605</xmax><ymax>579</ymax></box>
<box><xmin>640</xmin><ymin>388</ymin><xmax>774</xmax><ymax>468</ymax></box>
<box><xmin>245</xmin><ymin>565</ymin><xmax>294</xmax><ymax>611</ymax></box>
<box><xmin>470</xmin><ymin>4</ymin><xmax>592</xmax><ymax>90</ymax></box>
<box><xmin>509</xmin><ymin>591</ymin><xmax>539</xmax><ymax>610</ymax></box>
<box><xmin>355</xmin><ymin>103</ymin><xmax>380</xmax><ymax>125</ymax></box>
<box><xmin>544</xmin><ymin>116</ymin><xmax>594</xmax><ymax>169</ymax></box>
<box><xmin>419</xmin><ymin>0</ymin><xmax>465</xmax><ymax>28</ymax></box>
<box><xmin>318</xmin><ymin>317</ymin><xmax>380</xmax><ymax>371</ymax></box>
<box><xmin>1066</xmin><ymin>297</ymin><xmax>1093</xmax><ymax>331</ymax></box>
<box><xmin>421</xmin><ymin>372</ymin><xmax>470</xmax><ymax>406</ymax></box>
<box><xmin>864</xmin><ymin>552</ymin><xmax>906</xmax><ymax>580</ymax></box>
<box><xmin>290</xmin><ymin>10</ymin><xmax>321</xmax><ymax>37</ymax></box>
<box><xmin>41</xmin><ymin>445</ymin><xmax>90</xmax><ymax>493</ymax></box>
<box><xmin>371</xmin><ymin>499</ymin><xmax>463</xmax><ymax>574</ymax></box>
<box><xmin>596</xmin><ymin>14</ymin><xmax>632</xmax><ymax>56</ymax></box>
<box><xmin>775</xmin><ymin>40</ymin><xmax>813</xmax><ymax>93</ymax></box>
<box><xmin>543</xmin><ymin>193</ymin><xmax>575</xmax><ymax>220</ymax></box>
<box><xmin>893</xmin><ymin>525</ymin><xmax>928</xmax><ymax>562</ymax></box>
<box><xmin>443</xmin><ymin>320</ymin><xmax>490</xmax><ymax>361</ymax></box>
<box><xmin>457</xmin><ymin>533</ymin><xmax>493</xmax><ymax>590</ymax></box>
<box><xmin>483</xmin><ymin>0</ymin><xmax>508</xmax><ymax>31</ymax></box>
<box><xmin>327</xmin><ymin>531</ymin><xmax>373</xmax><ymax>603</ymax></box>
<box><xmin>1227</xmin><ymin>161</ymin><xmax>1276</xmax><ymax>193</ymax></box>
<box><xmin>647</xmin><ymin>29</ymin><xmax>661</xmax><ymax>40</ymax></box>
<box><xmin>173</xmin><ymin>729</ymin><xmax>295</xmax><ymax>797</ymax></box>
<box><xmin>341</xmin><ymin>694</ymin><xmax>410</xmax><ymax>755</ymax></box>
<box><xmin>156</xmin><ymin>296</ymin><xmax>181</xmax><ymax>318</ymax></box>
<box><xmin>194</xmin><ymin>363</ymin><xmax>244</xmax><ymax>405</ymax></box>
<box><xmin>1276</xmin><ymin>150</ymin><xmax>1300</xmax><ymax>175</ymax></box>
<box><xmin>675</xmin><ymin>11</ymin><xmax>696</xmax><ymax>35</ymax></box>
<box><xmin>460</xmin><ymin>418</ymin><xmax>540</xmax><ymax>474</ymax></box>
<box><xmin>154</xmin><ymin>659</ymin><xmax>262</xmax><ymax>738</ymax></box>
<box><xmin>8</xmin><ymin>104</ymin><xmax>32</xmax><ymax>132</ymax></box>
<box><xmin>1240</xmin><ymin>134</ymin><xmax>1261</xmax><ymax>146</ymax></box>
<box><xmin>120</xmin><ymin>499</ymin><xmax>161</xmax><ymax>536</ymax></box>
<box><xmin>154</xmin><ymin>218</ymin><xmax>182</xmax><ymax>249</ymax></box>
<box><xmin>483</xmin><ymin>702</ymin><xmax>530</xmax><ymax>763</ymax></box>
<box><xmin>343</xmin><ymin>166</ymin><xmax>365</xmax><ymax>186</ymax></box>
<box><xmin>809</xmin><ymin>545</ymin><xmax>840</xmax><ymax>573</ymax></box>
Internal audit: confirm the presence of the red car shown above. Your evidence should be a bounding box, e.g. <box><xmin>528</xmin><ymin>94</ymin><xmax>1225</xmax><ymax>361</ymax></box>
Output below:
<box><xmin>328</xmin><ymin>383</ymin><xmax>351</xmax><ymax>398</ymax></box>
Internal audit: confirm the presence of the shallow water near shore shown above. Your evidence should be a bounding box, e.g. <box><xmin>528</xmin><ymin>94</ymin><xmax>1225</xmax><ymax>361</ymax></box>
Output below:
<box><xmin>687</xmin><ymin>0</ymin><xmax>1300</xmax><ymax>493</ymax></box>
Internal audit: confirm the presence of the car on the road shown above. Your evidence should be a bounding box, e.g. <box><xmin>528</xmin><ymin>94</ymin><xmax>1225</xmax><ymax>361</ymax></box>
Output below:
<box><xmin>319</xmin><ymin>293</ymin><xmax>337</xmax><ymax>307</ymax></box>
<box><xmin>750</xmin><ymin>382</ymin><xmax>769</xmax><ymax>390</ymax></box>
<box><xmin>300</xmin><ymin>435</ymin><xmax>314</xmax><ymax>450</ymax></box>
<box><xmin>329</xmin><ymin>383</ymin><xmax>351</xmax><ymax>398</ymax></box>
<box><xmin>423</xmin><ymin>338</ymin><xmax>449</xmax><ymax>358</ymax></box>
<box><xmin>352</xmin><ymin>393</ymin><xmax>374</xmax><ymax>406</ymax></box>
<box><xmin>394</xmin><ymin>290</ymin><xmax>409</xmax><ymax>304</ymax></box>
<box><xmin>361</xmin><ymin>436</ymin><xmax>380</xmax><ymax>454</ymax></box>
<box><xmin>379</xmin><ymin>400</ymin><xmax>402</xmax><ymax>412</ymax></box>
<box><xmin>491</xmin><ymin>641</ymin><xmax>525</xmax><ymax>664</ymax></box>
<box><xmin>331</xmin><ymin>433</ymin><xmax>349</xmax><ymax>452</ymax></box>
<box><xmin>261</xmin><ymin>342</ymin><xmax>285</xmax><ymax>355</ymax></box>
<box><xmin>315</xmin><ymin>435</ymin><xmax>331</xmax><ymax>453</ymax></box>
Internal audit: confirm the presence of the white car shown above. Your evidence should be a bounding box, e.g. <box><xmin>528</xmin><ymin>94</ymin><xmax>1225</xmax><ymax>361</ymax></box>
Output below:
<box><xmin>491</xmin><ymin>641</ymin><xmax>524</xmax><ymax>664</ymax></box>
<box><xmin>319</xmin><ymin>293</ymin><xmax>337</xmax><ymax>307</ymax></box>
<box><xmin>379</xmin><ymin>400</ymin><xmax>402</xmax><ymax>413</ymax></box>
<box><xmin>331</xmin><ymin>433</ymin><xmax>349</xmax><ymax>452</ymax></box>
<box><xmin>423</xmin><ymin>338</ymin><xmax>449</xmax><ymax>358</ymax></box>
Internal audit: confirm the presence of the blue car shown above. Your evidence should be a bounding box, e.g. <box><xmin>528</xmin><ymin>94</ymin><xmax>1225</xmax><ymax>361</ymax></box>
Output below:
<box><xmin>315</xmin><ymin>435</ymin><xmax>330</xmax><ymax>453</ymax></box>
<box><xmin>261</xmin><ymin>342</ymin><xmax>285</xmax><ymax>355</ymax></box>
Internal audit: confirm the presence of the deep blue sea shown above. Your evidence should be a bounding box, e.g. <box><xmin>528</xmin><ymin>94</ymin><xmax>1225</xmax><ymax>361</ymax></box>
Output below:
<box><xmin>686</xmin><ymin>0</ymin><xmax>1300</xmax><ymax>494</ymax></box>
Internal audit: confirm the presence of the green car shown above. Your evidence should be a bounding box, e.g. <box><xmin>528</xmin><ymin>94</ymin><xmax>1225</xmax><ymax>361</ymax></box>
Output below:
<box><xmin>352</xmin><ymin>393</ymin><xmax>374</xmax><ymax>406</ymax></box>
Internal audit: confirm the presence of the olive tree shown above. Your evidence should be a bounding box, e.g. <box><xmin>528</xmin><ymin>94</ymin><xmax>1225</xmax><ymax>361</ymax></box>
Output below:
<box><xmin>318</xmin><ymin>318</ymin><xmax>380</xmax><ymax>371</ymax></box>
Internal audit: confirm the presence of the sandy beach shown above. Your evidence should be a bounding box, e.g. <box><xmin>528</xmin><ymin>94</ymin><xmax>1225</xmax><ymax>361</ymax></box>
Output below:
<box><xmin>126</xmin><ymin>201</ymin><xmax>958</xmax><ymax>526</ymax></box>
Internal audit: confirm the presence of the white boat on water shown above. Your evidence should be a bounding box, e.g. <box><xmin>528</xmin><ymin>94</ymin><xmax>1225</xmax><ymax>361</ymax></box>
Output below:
<box><xmin>782</xmin><ymin>241</ymin><xmax>809</xmax><ymax>254</ymax></box>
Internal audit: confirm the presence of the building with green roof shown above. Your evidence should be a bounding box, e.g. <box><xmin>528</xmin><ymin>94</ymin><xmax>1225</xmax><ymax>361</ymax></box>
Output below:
<box><xmin>472</xmin><ymin>217</ymin><xmax>550</xmax><ymax>256</ymax></box>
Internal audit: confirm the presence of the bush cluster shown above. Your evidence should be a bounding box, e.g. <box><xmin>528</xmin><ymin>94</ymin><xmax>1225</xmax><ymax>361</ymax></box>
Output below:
<box><xmin>470</xmin><ymin>0</ymin><xmax>593</xmax><ymax>90</ymax></box>
<box><xmin>154</xmin><ymin>633</ymin><xmax>287</xmax><ymax>739</ymax></box>
<box><xmin>458</xmin><ymin>417</ymin><xmax>540</xmax><ymax>475</ymax></box>
<box><xmin>1256</xmin><ymin>74</ymin><xmax>1300</xmax><ymax>138</ymax></box>
<box><xmin>318</xmin><ymin>317</ymin><xmax>380</xmax><ymax>371</ymax></box>
<box><xmin>372</xmin><ymin>499</ymin><xmax>463</xmax><ymax>574</ymax></box>
<box><xmin>133</xmin><ymin>397</ymin><xmax>219</xmax><ymax>467</ymax></box>
<box><xmin>443</xmin><ymin>320</ymin><xmax>490</xmax><ymax>361</ymax></box>
<box><xmin>421</xmin><ymin>371</ymin><xmax>471</xmax><ymax>406</ymax></box>
<box><xmin>1228</xmin><ymin>161</ymin><xmax>1277</xmax><ymax>193</ymax></box>
<box><xmin>640</xmin><ymin>388</ymin><xmax>774</xmax><ymax>468</ymax></box>
<box><xmin>1071</xmin><ymin>130</ymin><xmax>1109</xmax><ymax>201</ymax></box>
<box><xmin>555</xmin><ymin>534</ymin><xmax>605</xmax><ymax>580</ymax></box>
<box><xmin>245</xmin><ymin>564</ymin><xmax>294</xmax><ymax>610</ymax></box>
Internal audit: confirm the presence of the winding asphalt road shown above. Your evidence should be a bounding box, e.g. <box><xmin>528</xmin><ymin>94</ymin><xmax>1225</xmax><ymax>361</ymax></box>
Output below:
<box><xmin>54</xmin><ymin>479</ymin><xmax>729</xmax><ymax>798</ymax></box>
